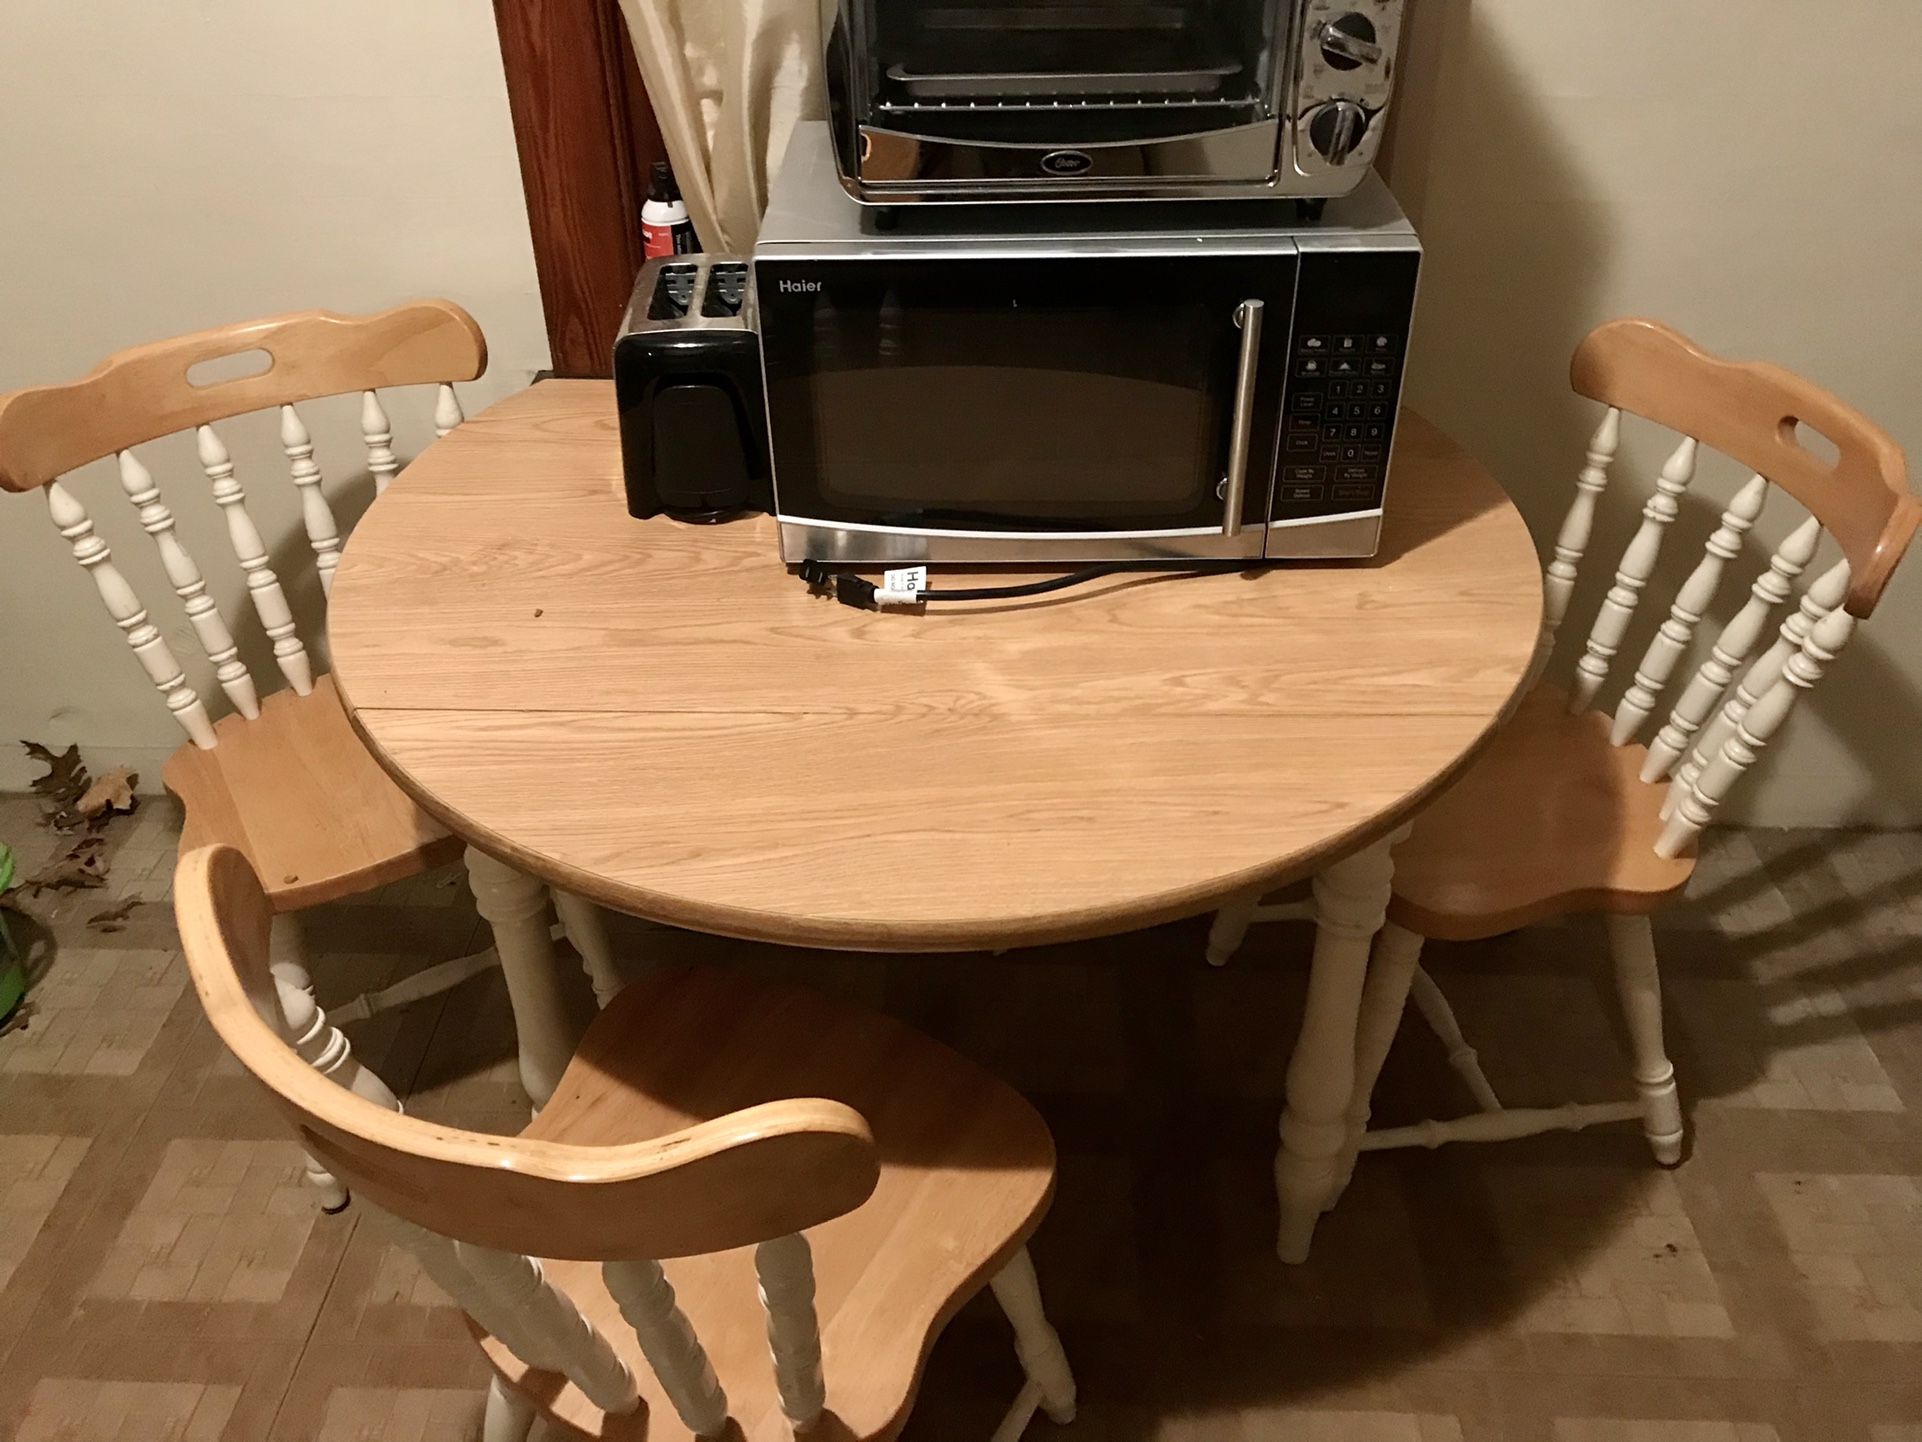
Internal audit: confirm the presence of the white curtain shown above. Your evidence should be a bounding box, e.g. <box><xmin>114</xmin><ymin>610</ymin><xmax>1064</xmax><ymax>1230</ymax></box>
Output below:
<box><xmin>617</xmin><ymin>0</ymin><xmax>825</xmax><ymax>255</ymax></box>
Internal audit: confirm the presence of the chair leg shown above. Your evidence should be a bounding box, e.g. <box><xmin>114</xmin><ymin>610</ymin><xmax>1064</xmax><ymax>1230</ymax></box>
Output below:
<box><xmin>989</xmin><ymin>1247</ymin><xmax>1076</xmax><ymax>1426</ymax></box>
<box><xmin>268</xmin><ymin>914</ymin><xmax>349</xmax><ymax>1213</ymax></box>
<box><xmin>1407</xmin><ymin>966</ymin><xmax>1504</xmax><ymax>1114</ymax></box>
<box><xmin>1327</xmin><ymin>921</ymin><xmax>1426</xmax><ymax>1208</ymax></box>
<box><xmin>1606</xmin><ymin>913</ymin><xmax>1685</xmax><ymax>1165</ymax></box>
<box><xmin>1206</xmin><ymin>894</ymin><xmax>1259</xmax><ymax>967</ymax></box>
<box><xmin>483</xmin><ymin>1374</ymin><xmax>538</xmax><ymax>1442</ymax></box>
<box><xmin>464</xmin><ymin>847</ymin><xmax>591</xmax><ymax>1108</ymax></box>
<box><xmin>552</xmin><ymin>889</ymin><xmax>627</xmax><ymax>1009</ymax></box>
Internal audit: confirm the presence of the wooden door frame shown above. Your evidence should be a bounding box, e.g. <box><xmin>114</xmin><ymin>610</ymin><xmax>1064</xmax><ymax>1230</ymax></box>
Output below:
<box><xmin>492</xmin><ymin>0</ymin><xmax>664</xmax><ymax>377</ymax></box>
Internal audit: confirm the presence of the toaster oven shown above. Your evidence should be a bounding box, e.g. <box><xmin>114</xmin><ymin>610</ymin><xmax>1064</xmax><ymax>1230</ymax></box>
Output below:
<box><xmin>821</xmin><ymin>0</ymin><xmax>1404</xmax><ymax>204</ymax></box>
<box><xmin>754</xmin><ymin>123</ymin><xmax>1421</xmax><ymax>565</ymax></box>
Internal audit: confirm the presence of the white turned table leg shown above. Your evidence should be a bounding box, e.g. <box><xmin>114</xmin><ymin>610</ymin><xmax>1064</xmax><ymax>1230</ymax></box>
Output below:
<box><xmin>464</xmin><ymin>847</ymin><xmax>587</xmax><ymax>1108</ymax></box>
<box><xmin>1276</xmin><ymin>827</ymin><xmax>1406</xmax><ymax>1263</ymax></box>
<box><xmin>483</xmin><ymin>1375</ymin><xmax>537</xmax><ymax>1442</ymax></box>
<box><xmin>1328</xmin><ymin>920</ymin><xmax>1426</xmax><ymax>1208</ymax></box>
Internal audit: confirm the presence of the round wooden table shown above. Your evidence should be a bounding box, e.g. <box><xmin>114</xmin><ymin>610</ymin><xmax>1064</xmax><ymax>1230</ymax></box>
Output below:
<box><xmin>329</xmin><ymin>379</ymin><xmax>1542</xmax><ymax>1260</ymax></box>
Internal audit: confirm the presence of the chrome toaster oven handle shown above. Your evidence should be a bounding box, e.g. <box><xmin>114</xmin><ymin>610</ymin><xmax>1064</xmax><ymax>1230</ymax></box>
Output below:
<box><xmin>1220</xmin><ymin>298</ymin><xmax>1265</xmax><ymax>538</ymax></box>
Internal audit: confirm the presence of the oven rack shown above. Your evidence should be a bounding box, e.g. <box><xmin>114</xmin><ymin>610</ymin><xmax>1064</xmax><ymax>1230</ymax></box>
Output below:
<box><xmin>878</xmin><ymin>93</ymin><xmax>1248</xmax><ymax>113</ymax></box>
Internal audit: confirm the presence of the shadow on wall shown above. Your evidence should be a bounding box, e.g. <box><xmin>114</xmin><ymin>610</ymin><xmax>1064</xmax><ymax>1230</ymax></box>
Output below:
<box><xmin>1380</xmin><ymin>2</ymin><xmax>1922</xmax><ymax>826</ymax></box>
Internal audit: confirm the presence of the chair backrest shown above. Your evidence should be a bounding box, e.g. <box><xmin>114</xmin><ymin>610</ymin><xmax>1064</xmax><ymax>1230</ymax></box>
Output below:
<box><xmin>176</xmin><ymin>843</ymin><xmax>880</xmax><ymax>1434</ymax></box>
<box><xmin>0</xmin><ymin>302</ymin><xmax>486</xmax><ymax>750</ymax></box>
<box><xmin>1532</xmin><ymin>319</ymin><xmax>1918</xmax><ymax>859</ymax></box>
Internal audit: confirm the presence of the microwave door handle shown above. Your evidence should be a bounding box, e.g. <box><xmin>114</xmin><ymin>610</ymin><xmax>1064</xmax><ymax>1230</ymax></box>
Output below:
<box><xmin>1220</xmin><ymin>299</ymin><xmax>1264</xmax><ymax>537</ymax></box>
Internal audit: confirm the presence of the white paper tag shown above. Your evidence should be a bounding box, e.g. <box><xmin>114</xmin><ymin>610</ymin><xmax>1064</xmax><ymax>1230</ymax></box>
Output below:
<box><xmin>883</xmin><ymin>565</ymin><xmax>929</xmax><ymax>595</ymax></box>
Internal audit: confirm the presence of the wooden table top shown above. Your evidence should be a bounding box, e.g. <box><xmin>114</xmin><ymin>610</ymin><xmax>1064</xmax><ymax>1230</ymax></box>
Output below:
<box><xmin>329</xmin><ymin>380</ymin><xmax>1542</xmax><ymax>951</ymax></box>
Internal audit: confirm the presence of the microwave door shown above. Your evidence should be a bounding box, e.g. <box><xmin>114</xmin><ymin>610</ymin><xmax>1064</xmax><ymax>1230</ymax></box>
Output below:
<box><xmin>759</xmin><ymin>255</ymin><xmax>1290</xmax><ymax>563</ymax></box>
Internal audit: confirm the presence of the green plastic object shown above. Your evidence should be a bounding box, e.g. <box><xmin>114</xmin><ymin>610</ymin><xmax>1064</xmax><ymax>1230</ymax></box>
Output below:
<box><xmin>0</xmin><ymin>843</ymin><xmax>23</xmax><ymax>1023</ymax></box>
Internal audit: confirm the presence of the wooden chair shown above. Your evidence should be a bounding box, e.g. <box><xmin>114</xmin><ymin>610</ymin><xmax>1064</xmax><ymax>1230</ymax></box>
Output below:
<box><xmin>1210</xmin><ymin>319</ymin><xmax>1919</xmax><ymax>1199</ymax></box>
<box><xmin>0</xmin><ymin>304</ymin><xmax>593</xmax><ymax>1200</ymax></box>
<box><xmin>175</xmin><ymin>844</ymin><xmax>1077</xmax><ymax>1442</ymax></box>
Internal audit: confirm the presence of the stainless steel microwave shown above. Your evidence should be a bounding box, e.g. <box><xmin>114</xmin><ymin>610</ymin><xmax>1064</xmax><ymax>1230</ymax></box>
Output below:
<box><xmin>755</xmin><ymin>124</ymin><xmax>1421</xmax><ymax>565</ymax></box>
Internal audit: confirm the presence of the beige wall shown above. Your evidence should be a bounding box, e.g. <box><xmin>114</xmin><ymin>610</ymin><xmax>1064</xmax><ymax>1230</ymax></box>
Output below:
<box><xmin>1382</xmin><ymin>0</ymin><xmax>1922</xmax><ymax>824</ymax></box>
<box><xmin>0</xmin><ymin>2</ymin><xmax>548</xmax><ymax>790</ymax></box>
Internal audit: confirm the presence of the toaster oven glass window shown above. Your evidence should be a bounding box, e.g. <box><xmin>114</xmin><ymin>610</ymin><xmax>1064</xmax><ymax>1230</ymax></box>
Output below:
<box><xmin>858</xmin><ymin>0</ymin><xmax>1284</xmax><ymax>144</ymax></box>
<box><xmin>801</xmin><ymin>298</ymin><xmax>1227</xmax><ymax>523</ymax></box>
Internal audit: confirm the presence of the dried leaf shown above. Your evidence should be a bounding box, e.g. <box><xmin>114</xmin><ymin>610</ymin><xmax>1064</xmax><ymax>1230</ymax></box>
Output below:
<box><xmin>22</xmin><ymin>740</ymin><xmax>89</xmax><ymax>804</ymax></box>
<box><xmin>77</xmin><ymin>766</ymin><xmax>139</xmax><ymax>819</ymax></box>
<box><xmin>24</xmin><ymin>836</ymin><xmax>110</xmax><ymax>894</ymax></box>
<box><xmin>88</xmin><ymin>898</ymin><xmax>140</xmax><ymax>933</ymax></box>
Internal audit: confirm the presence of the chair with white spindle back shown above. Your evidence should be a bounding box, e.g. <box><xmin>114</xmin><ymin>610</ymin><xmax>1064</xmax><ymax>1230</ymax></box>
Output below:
<box><xmin>0</xmin><ymin>304</ymin><xmax>590</xmax><ymax>1205</ymax></box>
<box><xmin>1208</xmin><ymin>318</ymin><xmax>1919</xmax><ymax>1217</ymax></box>
<box><xmin>176</xmin><ymin>844</ymin><xmax>1076</xmax><ymax>1442</ymax></box>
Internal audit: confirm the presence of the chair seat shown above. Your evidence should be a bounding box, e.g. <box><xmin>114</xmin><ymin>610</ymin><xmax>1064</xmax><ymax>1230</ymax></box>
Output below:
<box><xmin>478</xmin><ymin>964</ymin><xmax>1056</xmax><ymax>1442</ymax></box>
<box><xmin>163</xmin><ymin>675</ymin><xmax>461</xmax><ymax>910</ymax></box>
<box><xmin>1388</xmin><ymin>683</ymin><xmax>1697</xmax><ymax>942</ymax></box>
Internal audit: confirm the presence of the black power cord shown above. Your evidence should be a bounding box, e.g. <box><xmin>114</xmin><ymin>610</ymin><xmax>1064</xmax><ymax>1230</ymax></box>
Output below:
<box><xmin>798</xmin><ymin>558</ymin><xmax>1262</xmax><ymax>610</ymax></box>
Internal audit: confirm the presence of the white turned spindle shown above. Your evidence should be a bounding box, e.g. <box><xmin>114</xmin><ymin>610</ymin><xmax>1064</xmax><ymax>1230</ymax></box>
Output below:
<box><xmin>1611</xmin><ymin>473</ymin><xmax>1768</xmax><ymax>745</ymax></box>
<box><xmin>47</xmin><ymin>480</ymin><xmax>215</xmax><ymax>748</ymax></box>
<box><xmin>755</xmin><ymin>1233</ymin><xmax>826</xmax><ymax>1431</ymax></box>
<box><xmin>603</xmin><ymin>1259</ymin><xmax>729</xmax><ymax>1437</ymax></box>
<box><xmin>279</xmin><ymin>405</ymin><xmax>343</xmax><ymax>598</ymax></box>
<box><xmin>115</xmin><ymin>449</ymin><xmax>261</xmax><ymax>722</ymax></box>
<box><xmin>1667</xmin><ymin>555</ymin><xmax>1849</xmax><ymax>818</ymax></box>
<box><xmin>196</xmin><ymin>425</ymin><xmax>314</xmax><ymax>695</ymax></box>
<box><xmin>434</xmin><ymin>383</ymin><xmax>465</xmax><ymax>438</ymax></box>
<box><xmin>1356</xmin><ymin>1100</ymin><xmax>1645</xmax><ymax>1152</ymax></box>
<box><xmin>1644</xmin><ymin>515</ymin><xmax>1822</xmax><ymax>784</ymax></box>
<box><xmin>1530</xmin><ymin>407</ymin><xmax>1621</xmax><ymax>687</ymax></box>
<box><xmin>988</xmin><ymin>1247</ymin><xmax>1077</xmax><ymax>1425</ymax></box>
<box><xmin>361</xmin><ymin>390</ymin><xmax>401</xmax><ymax>493</ymax></box>
<box><xmin>1569</xmin><ymin>435</ymin><xmax>1698</xmax><ymax>713</ymax></box>
<box><xmin>1658</xmin><ymin>605</ymin><xmax>1854</xmax><ymax>859</ymax></box>
<box><xmin>461</xmin><ymin>1245</ymin><xmax>640</xmax><ymax>1417</ymax></box>
<box><xmin>1407</xmin><ymin>967</ymin><xmax>1502</xmax><ymax>1113</ymax></box>
<box><xmin>274</xmin><ymin>972</ymin><xmax>402</xmax><ymax>1113</ymax></box>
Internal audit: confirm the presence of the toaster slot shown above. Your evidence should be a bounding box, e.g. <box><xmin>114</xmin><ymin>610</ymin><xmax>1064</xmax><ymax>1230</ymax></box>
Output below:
<box><xmin>648</xmin><ymin>262</ymin><xmax>701</xmax><ymax>321</ymax></box>
<box><xmin>701</xmin><ymin>262</ymin><xmax>750</xmax><ymax>318</ymax></box>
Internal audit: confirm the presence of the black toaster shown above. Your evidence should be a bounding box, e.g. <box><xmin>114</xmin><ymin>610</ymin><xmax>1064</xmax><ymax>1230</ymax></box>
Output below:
<box><xmin>613</xmin><ymin>254</ymin><xmax>772</xmax><ymax>522</ymax></box>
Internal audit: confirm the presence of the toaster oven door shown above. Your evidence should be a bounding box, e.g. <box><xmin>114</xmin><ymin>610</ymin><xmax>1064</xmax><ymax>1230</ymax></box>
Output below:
<box><xmin>759</xmin><ymin>252</ymin><xmax>1297</xmax><ymax>562</ymax></box>
<box><xmin>830</xmin><ymin>0</ymin><xmax>1290</xmax><ymax>190</ymax></box>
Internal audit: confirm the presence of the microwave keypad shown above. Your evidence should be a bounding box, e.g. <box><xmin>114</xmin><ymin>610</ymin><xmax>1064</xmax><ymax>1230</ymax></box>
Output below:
<box><xmin>1280</xmin><ymin>333</ymin><xmax>1398</xmax><ymax>510</ymax></box>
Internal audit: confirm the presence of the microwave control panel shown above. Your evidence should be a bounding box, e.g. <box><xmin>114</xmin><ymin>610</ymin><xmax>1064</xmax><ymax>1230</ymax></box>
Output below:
<box><xmin>1270</xmin><ymin>248</ymin><xmax>1421</xmax><ymax>536</ymax></box>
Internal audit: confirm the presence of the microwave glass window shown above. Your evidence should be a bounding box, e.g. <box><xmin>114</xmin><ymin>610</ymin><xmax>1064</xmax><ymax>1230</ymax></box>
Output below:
<box><xmin>804</xmin><ymin>299</ymin><xmax>1226</xmax><ymax>522</ymax></box>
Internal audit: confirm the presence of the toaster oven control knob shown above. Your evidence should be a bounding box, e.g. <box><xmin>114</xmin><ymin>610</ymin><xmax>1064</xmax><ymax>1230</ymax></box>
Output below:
<box><xmin>1307</xmin><ymin>100</ymin><xmax>1371</xmax><ymax>165</ymax></box>
<box><xmin>1320</xmin><ymin>13</ymin><xmax>1384</xmax><ymax>69</ymax></box>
